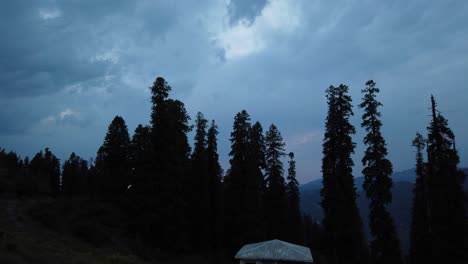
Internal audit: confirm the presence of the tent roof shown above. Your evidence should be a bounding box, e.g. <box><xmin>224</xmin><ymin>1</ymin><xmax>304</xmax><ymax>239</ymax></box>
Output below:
<box><xmin>235</xmin><ymin>239</ymin><xmax>313</xmax><ymax>263</ymax></box>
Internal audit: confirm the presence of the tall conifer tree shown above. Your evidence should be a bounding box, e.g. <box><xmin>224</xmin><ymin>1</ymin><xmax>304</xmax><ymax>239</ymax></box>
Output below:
<box><xmin>30</xmin><ymin>150</ymin><xmax>61</xmax><ymax>195</ymax></box>
<box><xmin>286</xmin><ymin>152</ymin><xmax>303</xmax><ymax>244</ymax></box>
<box><xmin>264</xmin><ymin>124</ymin><xmax>288</xmax><ymax>240</ymax></box>
<box><xmin>409</xmin><ymin>132</ymin><xmax>431</xmax><ymax>264</ymax></box>
<box><xmin>250</xmin><ymin>122</ymin><xmax>267</xmax><ymax>189</ymax></box>
<box><xmin>187</xmin><ymin>112</ymin><xmax>210</xmax><ymax>251</ymax></box>
<box><xmin>30</xmin><ymin>150</ymin><xmax>45</xmax><ymax>194</ymax></box>
<box><xmin>249</xmin><ymin>121</ymin><xmax>267</xmax><ymax>239</ymax></box>
<box><xmin>62</xmin><ymin>152</ymin><xmax>88</xmax><ymax>196</ymax></box>
<box><xmin>0</xmin><ymin>150</ymin><xmax>22</xmax><ymax>194</ymax></box>
<box><xmin>127</xmin><ymin>124</ymin><xmax>153</xmax><ymax>239</ymax></box>
<box><xmin>44</xmin><ymin>148</ymin><xmax>60</xmax><ymax>197</ymax></box>
<box><xmin>224</xmin><ymin>110</ymin><xmax>264</xmax><ymax>253</ymax></box>
<box><xmin>425</xmin><ymin>95</ymin><xmax>467</xmax><ymax>264</ymax></box>
<box><xmin>149</xmin><ymin>77</ymin><xmax>191</xmax><ymax>250</ymax></box>
<box><xmin>95</xmin><ymin>115</ymin><xmax>131</xmax><ymax>198</ymax></box>
<box><xmin>206</xmin><ymin>120</ymin><xmax>223</xmax><ymax>253</ymax></box>
<box><xmin>129</xmin><ymin>124</ymin><xmax>152</xmax><ymax>192</ymax></box>
<box><xmin>321</xmin><ymin>84</ymin><xmax>368</xmax><ymax>264</ymax></box>
<box><xmin>359</xmin><ymin>80</ymin><xmax>403</xmax><ymax>264</ymax></box>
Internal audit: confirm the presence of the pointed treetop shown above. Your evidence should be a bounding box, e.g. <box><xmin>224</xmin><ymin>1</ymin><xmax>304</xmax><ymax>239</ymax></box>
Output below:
<box><xmin>150</xmin><ymin>77</ymin><xmax>171</xmax><ymax>103</ymax></box>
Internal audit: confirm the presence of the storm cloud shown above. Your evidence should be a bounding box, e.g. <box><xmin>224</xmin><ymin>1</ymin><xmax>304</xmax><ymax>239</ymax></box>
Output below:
<box><xmin>1</xmin><ymin>0</ymin><xmax>467</xmax><ymax>182</ymax></box>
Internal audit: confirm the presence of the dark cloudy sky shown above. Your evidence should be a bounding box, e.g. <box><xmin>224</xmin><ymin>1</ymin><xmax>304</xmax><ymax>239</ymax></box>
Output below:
<box><xmin>1</xmin><ymin>0</ymin><xmax>467</xmax><ymax>183</ymax></box>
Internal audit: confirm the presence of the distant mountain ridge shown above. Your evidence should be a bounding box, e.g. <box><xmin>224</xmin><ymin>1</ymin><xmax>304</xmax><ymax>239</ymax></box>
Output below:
<box><xmin>299</xmin><ymin>168</ymin><xmax>468</xmax><ymax>254</ymax></box>
<box><xmin>300</xmin><ymin>168</ymin><xmax>417</xmax><ymax>192</ymax></box>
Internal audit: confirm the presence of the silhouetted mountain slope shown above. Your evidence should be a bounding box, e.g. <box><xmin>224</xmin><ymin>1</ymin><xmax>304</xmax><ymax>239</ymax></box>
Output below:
<box><xmin>300</xmin><ymin>168</ymin><xmax>468</xmax><ymax>254</ymax></box>
<box><xmin>300</xmin><ymin>168</ymin><xmax>418</xmax><ymax>193</ymax></box>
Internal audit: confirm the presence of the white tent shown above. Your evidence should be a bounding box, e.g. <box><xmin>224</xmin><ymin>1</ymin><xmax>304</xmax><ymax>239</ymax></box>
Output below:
<box><xmin>235</xmin><ymin>239</ymin><xmax>313</xmax><ymax>264</ymax></box>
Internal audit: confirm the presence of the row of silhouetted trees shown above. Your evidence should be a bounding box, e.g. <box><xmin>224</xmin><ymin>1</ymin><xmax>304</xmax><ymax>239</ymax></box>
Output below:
<box><xmin>318</xmin><ymin>82</ymin><xmax>403</xmax><ymax>264</ymax></box>
<box><xmin>1</xmin><ymin>77</ymin><xmax>466</xmax><ymax>263</ymax></box>
<box><xmin>317</xmin><ymin>81</ymin><xmax>467</xmax><ymax>264</ymax></box>
<box><xmin>125</xmin><ymin>78</ymin><xmax>305</xmax><ymax>256</ymax></box>
<box><xmin>0</xmin><ymin>77</ymin><xmax>305</xmax><ymax>259</ymax></box>
<box><xmin>0</xmin><ymin>148</ymin><xmax>61</xmax><ymax>197</ymax></box>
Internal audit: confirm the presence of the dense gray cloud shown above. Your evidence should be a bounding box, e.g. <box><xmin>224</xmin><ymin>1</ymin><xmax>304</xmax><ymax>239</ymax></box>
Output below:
<box><xmin>0</xmin><ymin>1</ymin><xmax>111</xmax><ymax>97</ymax></box>
<box><xmin>228</xmin><ymin>0</ymin><xmax>268</xmax><ymax>24</ymax></box>
<box><xmin>0</xmin><ymin>0</ymin><xmax>467</xmax><ymax>183</ymax></box>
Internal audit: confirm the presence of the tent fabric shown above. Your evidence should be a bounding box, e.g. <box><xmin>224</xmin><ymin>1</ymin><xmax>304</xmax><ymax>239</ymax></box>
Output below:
<box><xmin>235</xmin><ymin>239</ymin><xmax>313</xmax><ymax>263</ymax></box>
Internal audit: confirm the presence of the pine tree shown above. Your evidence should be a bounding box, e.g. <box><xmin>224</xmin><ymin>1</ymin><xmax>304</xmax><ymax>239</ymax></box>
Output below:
<box><xmin>186</xmin><ymin>112</ymin><xmax>210</xmax><ymax>251</ymax></box>
<box><xmin>224</xmin><ymin>110</ymin><xmax>264</xmax><ymax>253</ymax></box>
<box><xmin>129</xmin><ymin>124</ymin><xmax>152</xmax><ymax>192</ymax></box>
<box><xmin>44</xmin><ymin>148</ymin><xmax>60</xmax><ymax>197</ymax></box>
<box><xmin>62</xmin><ymin>152</ymin><xmax>77</xmax><ymax>196</ymax></box>
<box><xmin>149</xmin><ymin>77</ymin><xmax>191</xmax><ymax>250</ymax></box>
<box><xmin>409</xmin><ymin>132</ymin><xmax>431</xmax><ymax>264</ymax></box>
<box><xmin>249</xmin><ymin>121</ymin><xmax>267</xmax><ymax>239</ymax></box>
<box><xmin>264</xmin><ymin>124</ymin><xmax>288</xmax><ymax>240</ymax></box>
<box><xmin>207</xmin><ymin>120</ymin><xmax>223</xmax><ymax>190</ymax></box>
<box><xmin>126</xmin><ymin>124</ymin><xmax>152</xmax><ymax>243</ymax></box>
<box><xmin>286</xmin><ymin>152</ymin><xmax>303</xmax><ymax>244</ymax></box>
<box><xmin>250</xmin><ymin>121</ymin><xmax>267</xmax><ymax>190</ymax></box>
<box><xmin>95</xmin><ymin>115</ymin><xmax>131</xmax><ymax>198</ymax></box>
<box><xmin>206</xmin><ymin>120</ymin><xmax>223</xmax><ymax>253</ymax></box>
<box><xmin>0</xmin><ymin>149</ymin><xmax>21</xmax><ymax>195</ymax></box>
<box><xmin>30</xmin><ymin>150</ymin><xmax>58</xmax><ymax>195</ymax></box>
<box><xmin>29</xmin><ymin>150</ymin><xmax>44</xmax><ymax>194</ymax></box>
<box><xmin>62</xmin><ymin>152</ymin><xmax>88</xmax><ymax>196</ymax></box>
<box><xmin>79</xmin><ymin>158</ymin><xmax>90</xmax><ymax>195</ymax></box>
<box><xmin>425</xmin><ymin>95</ymin><xmax>467</xmax><ymax>264</ymax></box>
<box><xmin>15</xmin><ymin>155</ymin><xmax>34</xmax><ymax>196</ymax></box>
<box><xmin>359</xmin><ymin>80</ymin><xmax>403</xmax><ymax>264</ymax></box>
<box><xmin>321</xmin><ymin>84</ymin><xmax>368</xmax><ymax>264</ymax></box>
<box><xmin>93</xmin><ymin>147</ymin><xmax>107</xmax><ymax>197</ymax></box>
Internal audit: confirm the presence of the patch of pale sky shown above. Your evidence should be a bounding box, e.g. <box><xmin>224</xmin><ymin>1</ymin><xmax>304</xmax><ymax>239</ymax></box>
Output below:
<box><xmin>59</xmin><ymin>109</ymin><xmax>78</xmax><ymax>120</ymax></box>
<box><xmin>92</xmin><ymin>48</ymin><xmax>121</xmax><ymax>64</ymax></box>
<box><xmin>38</xmin><ymin>7</ymin><xmax>62</xmax><ymax>20</ymax></box>
<box><xmin>287</xmin><ymin>130</ymin><xmax>322</xmax><ymax>148</ymax></box>
<box><xmin>215</xmin><ymin>0</ymin><xmax>303</xmax><ymax>60</ymax></box>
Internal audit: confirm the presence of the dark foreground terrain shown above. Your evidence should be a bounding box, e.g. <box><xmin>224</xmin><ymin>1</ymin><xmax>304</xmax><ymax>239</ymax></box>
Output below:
<box><xmin>0</xmin><ymin>198</ymin><xmax>209</xmax><ymax>264</ymax></box>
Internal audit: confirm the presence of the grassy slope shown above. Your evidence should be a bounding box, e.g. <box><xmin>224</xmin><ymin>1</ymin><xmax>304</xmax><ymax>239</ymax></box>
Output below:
<box><xmin>0</xmin><ymin>197</ymin><xmax>148</xmax><ymax>264</ymax></box>
<box><xmin>0</xmin><ymin>197</ymin><xmax>218</xmax><ymax>264</ymax></box>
